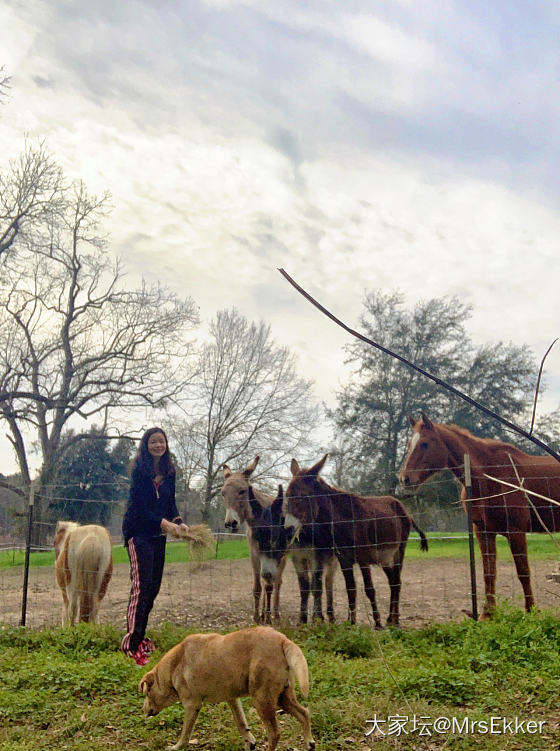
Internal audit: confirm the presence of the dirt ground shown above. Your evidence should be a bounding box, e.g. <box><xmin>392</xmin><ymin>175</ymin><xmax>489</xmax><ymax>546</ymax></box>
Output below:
<box><xmin>2</xmin><ymin>555</ymin><xmax>559</xmax><ymax>631</ymax></box>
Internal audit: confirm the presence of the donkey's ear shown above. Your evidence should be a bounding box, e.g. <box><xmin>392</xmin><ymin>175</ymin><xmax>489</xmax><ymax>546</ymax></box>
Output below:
<box><xmin>243</xmin><ymin>455</ymin><xmax>260</xmax><ymax>478</ymax></box>
<box><xmin>271</xmin><ymin>485</ymin><xmax>283</xmax><ymax>518</ymax></box>
<box><xmin>248</xmin><ymin>485</ymin><xmax>261</xmax><ymax>518</ymax></box>
<box><xmin>420</xmin><ymin>412</ymin><xmax>434</xmax><ymax>430</ymax></box>
<box><xmin>290</xmin><ymin>458</ymin><xmax>301</xmax><ymax>475</ymax></box>
<box><xmin>222</xmin><ymin>464</ymin><xmax>232</xmax><ymax>480</ymax></box>
<box><xmin>309</xmin><ymin>453</ymin><xmax>328</xmax><ymax>476</ymax></box>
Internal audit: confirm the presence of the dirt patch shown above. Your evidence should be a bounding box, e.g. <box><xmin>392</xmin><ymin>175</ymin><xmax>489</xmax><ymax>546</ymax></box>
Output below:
<box><xmin>2</xmin><ymin>555</ymin><xmax>559</xmax><ymax>631</ymax></box>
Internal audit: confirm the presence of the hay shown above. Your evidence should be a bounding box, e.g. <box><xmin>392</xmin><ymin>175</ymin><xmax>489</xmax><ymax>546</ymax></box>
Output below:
<box><xmin>183</xmin><ymin>523</ymin><xmax>215</xmax><ymax>563</ymax></box>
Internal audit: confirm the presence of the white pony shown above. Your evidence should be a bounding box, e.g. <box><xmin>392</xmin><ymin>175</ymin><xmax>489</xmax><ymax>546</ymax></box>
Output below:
<box><xmin>54</xmin><ymin>521</ymin><xmax>113</xmax><ymax>625</ymax></box>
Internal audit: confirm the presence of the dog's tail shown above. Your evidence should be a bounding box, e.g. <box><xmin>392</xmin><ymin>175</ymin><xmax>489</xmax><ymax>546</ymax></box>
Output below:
<box><xmin>283</xmin><ymin>639</ymin><xmax>309</xmax><ymax>698</ymax></box>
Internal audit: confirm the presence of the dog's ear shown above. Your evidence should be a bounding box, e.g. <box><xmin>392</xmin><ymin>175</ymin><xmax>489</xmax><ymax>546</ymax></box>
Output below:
<box><xmin>139</xmin><ymin>673</ymin><xmax>155</xmax><ymax>694</ymax></box>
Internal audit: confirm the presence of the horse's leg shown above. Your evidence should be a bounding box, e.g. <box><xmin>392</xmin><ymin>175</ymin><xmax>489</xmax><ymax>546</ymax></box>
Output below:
<box><xmin>339</xmin><ymin>559</ymin><xmax>357</xmax><ymax>624</ymax></box>
<box><xmin>324</xmin><ymin>555</ymin><xmax>336</xmax><ymax>623</ymax></box>
<box><xmin>311</xmin><ymin>556</ymin><xmax>324</xmax><ymax>622</ymax></box>
<box><xmin>475</xmin><ymin>527</ymin><xmax>497</xmax><ymax>619</ymax></box>
<box><xmin>359</xmin><ymin>564</ymin><xmax>382</xmax><ymax>629</ymax></box>
<box><xmin>505</xmin><ymin>531</ymin><xmax>535</xmax><ymax>612</ymax></box>
<box><xmin>272</xmin><ymin>555</ymin><xmax>287</xmax><ymax>621</ymax></box>
<box><xmin>382</xmin><ymin>562</ymin><xmax>402</xmax><ymax>627</ymax></box>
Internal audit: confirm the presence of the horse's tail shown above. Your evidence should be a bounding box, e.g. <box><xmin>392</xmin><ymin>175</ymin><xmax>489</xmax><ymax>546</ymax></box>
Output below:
<box><xmin>283</xmin><ymin>639</ymin><xmax>309</xmax><ymax>697</ymax></box>
<box><xmin>392</xmin><ymin>498</ymin><xmax>429</xmax><ymax>552</ymax></box>
<box><xmin>76</xmin><ymin>533</ymin><xmax>104</xmax><ymax>622</ymax></box>
<box><xmin>410</xmin><ymin>517</ymin><xmax>428</xmax><ymax>551</ymax></box>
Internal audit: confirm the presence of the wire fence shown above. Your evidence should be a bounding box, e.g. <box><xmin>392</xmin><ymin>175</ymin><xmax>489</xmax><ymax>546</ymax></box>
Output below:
<box><xmin>1</xmin><ymin>457</ymin><xmax>559</xmax><ymax>632</ymax></box>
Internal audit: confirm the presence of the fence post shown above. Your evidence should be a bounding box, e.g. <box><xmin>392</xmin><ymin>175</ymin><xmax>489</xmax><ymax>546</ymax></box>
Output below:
<box><xmin>20</xmin><ymin>484</ymin><xmax>35</xmax><ymax>627</ymax></box>
<box><xmin>464</xmin><ymin>453</ymin><xmax>478</xmax><ymax>621</ymax></box>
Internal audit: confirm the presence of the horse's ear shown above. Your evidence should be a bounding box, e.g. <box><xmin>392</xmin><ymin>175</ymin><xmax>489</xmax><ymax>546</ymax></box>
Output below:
<box><xmin>222</xmin><ymin>464</ymin><xmax>232</xmax><ymax>480</ymax></box>
<box><xmin>243</xmin><ymin>455</ymin><xmax>260</xmax><ymax>478</ymax></box>
<box><xmin>248</xmin><ymin>485</ymin><xmax>261</xmax><ymax>518</ymax></box>
<box><xmin>309</xmin><ymin>453</ymin><xmax>328</xmax><ymax>477</ymax></box>
<box><xmin>420</xmin><ymin>412</ymin><xmax>434</xmax><ymax>430</ymax></box>
<box><xmin>409</xmin><ymin>415</ymin><xmax>417</xmax><ymax>428</ymax></box>
<box><xmin>290</xmin><ymin>458</ymin><xmax>300</xmax><ymax>475</ymax></box>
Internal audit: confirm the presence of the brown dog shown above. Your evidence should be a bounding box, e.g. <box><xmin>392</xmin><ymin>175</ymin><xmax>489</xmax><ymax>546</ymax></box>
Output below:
<box><xmin>138</xmin><ymin>626</ymin><xmax>315</xmax><ymax>751</ymax></box>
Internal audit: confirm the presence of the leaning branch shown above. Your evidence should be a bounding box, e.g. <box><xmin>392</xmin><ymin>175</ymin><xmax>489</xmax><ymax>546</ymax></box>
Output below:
<box><xmin>278</xmin><ymin>268</ymin><xmax>560</xmax><ymax>464</ymax></box>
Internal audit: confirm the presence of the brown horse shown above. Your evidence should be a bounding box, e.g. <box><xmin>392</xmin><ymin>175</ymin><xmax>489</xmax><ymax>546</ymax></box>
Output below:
<box><xmin>284</xmin><ymin>454</ymin><xmax>428</xmax><ymax>628</ymax></box>
<box><xmin>399</xmin><ymin>413</ymin><xmax>560</xmax><ymax>618</ymax></box>
<box><xmin>222</xmin><ymin>456</ymin><xmax>337</xmax><ymax>624</ymax></box>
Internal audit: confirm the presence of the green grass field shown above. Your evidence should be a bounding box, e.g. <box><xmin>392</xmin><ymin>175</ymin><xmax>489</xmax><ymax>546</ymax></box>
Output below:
<box><xmin>1</xmin><ymin>607</ymin><xmax>559</xmax><ymax>750</ymax></box>
<box><xmin>2</xmin><ymin>531</ymin><xmax>559</xmax><ymax>570</ymax></box>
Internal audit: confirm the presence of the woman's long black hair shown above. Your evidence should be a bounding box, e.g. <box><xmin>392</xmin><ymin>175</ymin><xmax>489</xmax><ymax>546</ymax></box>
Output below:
<box><xmin>130</xmin><ymin>427</ymin><xmax>176</xmax><ymax>478</ymax></box>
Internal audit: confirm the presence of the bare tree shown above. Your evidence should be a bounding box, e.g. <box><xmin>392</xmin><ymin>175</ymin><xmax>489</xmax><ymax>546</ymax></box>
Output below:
<box><xmin>0</xmin><ymin>141</ymin><xmax>64</xmax><ymax>259</ymax></box>
<box><xmin>0</xmin><ymin>174</ymin><xmax>199</xmax><ymax>543</ymax></box>
<box><xmin>172</xmin><ymin>308</ymin><xmax>318</xmax><ymax>523</ymax></box>
<box><xmin>0</xmin><ymin>66</ymin><xmax>10</xmax><ymax>102</ymax></box>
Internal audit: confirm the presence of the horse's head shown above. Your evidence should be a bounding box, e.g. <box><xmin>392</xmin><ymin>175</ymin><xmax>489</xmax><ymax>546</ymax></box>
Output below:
<box><xmin>284</xmin><ymin>454</ymin><xmax>328</xmax><ymax>539</ymax></box>
<box><xmin>221</xmin><ymin>455</ymin><xmax>259</xmax><ymax>530</ymax></box>
<box><xmin>399</xmin><ymin>413</ymin><xmax>448</xmax><ymax>493</ymax></box>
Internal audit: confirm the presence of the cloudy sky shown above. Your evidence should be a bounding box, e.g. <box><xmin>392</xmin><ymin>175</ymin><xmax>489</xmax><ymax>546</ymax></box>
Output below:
<box><xmin>1</xmin><ymin>0</ymin><xmax>560</xmax><ymax>471</ymax></box>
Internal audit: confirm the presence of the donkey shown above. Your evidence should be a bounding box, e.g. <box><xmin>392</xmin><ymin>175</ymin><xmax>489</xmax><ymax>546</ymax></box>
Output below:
<box><xmin>284</xmin><ymin>455</ymin><xmax>428</xmax><ymax>628</ymax></box>
<box><xmin>222</xmin><ymin>456</ymin><xmax>337</xmax><ymax>624</ymax></box>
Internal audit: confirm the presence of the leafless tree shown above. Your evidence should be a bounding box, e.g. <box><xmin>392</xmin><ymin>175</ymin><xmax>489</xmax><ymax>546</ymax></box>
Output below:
<box><xmin>0</xmin><ymin>66</ymin><xmax>10</xmax><ymax>102</ymax></box>
<box><xmin>0</xmin><ymin>171</ymin><xmax>199</xmax><ymax>543</ymax></box>
<box><xmin>0</xmin><ymin>141</ymin><xmax>64</xmax><ymax>259</ymax></box>
<box><xmin>172</xmin><ymin>308</ymin><xmax>318</xmax><ymax>523</ymax></box>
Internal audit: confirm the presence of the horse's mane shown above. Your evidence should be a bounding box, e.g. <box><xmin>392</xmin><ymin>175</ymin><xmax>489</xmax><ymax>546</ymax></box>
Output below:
<box><xmin>440</xmin><ymin>423</ymin><xmax>524</xmax><ymax>455</ymax></box>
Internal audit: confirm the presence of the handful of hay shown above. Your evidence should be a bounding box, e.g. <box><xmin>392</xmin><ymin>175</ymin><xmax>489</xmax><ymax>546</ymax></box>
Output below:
<box><xmin>182</xmin><ymin>523</ymin><xmax>215</xmax><ymax>563</ymax></box>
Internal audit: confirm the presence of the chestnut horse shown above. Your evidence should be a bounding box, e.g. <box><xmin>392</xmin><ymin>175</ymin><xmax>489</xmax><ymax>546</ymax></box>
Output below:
<box><xmin>284</xmin><ymin>454</ymin><xmax>428</xmax><ymax>628</ymax></box>
<box><xmin>399</xmin><ymin>413</ymin><xmax>560</xmax><ymax>618</ymax></box>
<box><xmin>222</xmin><ymin>456</ymin><xmax>337</xmax><ymax>624</ymax></box>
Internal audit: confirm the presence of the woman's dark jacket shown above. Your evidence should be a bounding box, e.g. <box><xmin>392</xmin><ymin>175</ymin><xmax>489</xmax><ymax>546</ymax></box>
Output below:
<box><xmin>122</xmin><ymin>467</ymin><xmax>181</xmax><ymax>545</ymax></box>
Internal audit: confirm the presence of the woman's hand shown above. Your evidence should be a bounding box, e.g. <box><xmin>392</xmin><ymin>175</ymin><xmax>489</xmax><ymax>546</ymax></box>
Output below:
<box><xmin>160</xmin><ymin>518</ymin><xmax>180</xmax><ymax>537</ymax></box>
<box><xmin>176</xmin><ymin>523</ymin><xmax>191</xmax><ymax>539</ymax></box>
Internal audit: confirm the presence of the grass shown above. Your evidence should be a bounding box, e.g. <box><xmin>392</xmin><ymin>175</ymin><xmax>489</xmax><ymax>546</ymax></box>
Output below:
<box><xmin>0</xmin><ymin>606</ymin><xmax>559</xmax><ymax>750</ymax></box>
<box><xmin>2</xmin><ymin>531</ymin><xmax>559</xmax><ymax>570</ymax></box>
<box><xmin>0</xmin><ymin>537</ymin><xmax>249</xmax><ymax>569</ymax></box>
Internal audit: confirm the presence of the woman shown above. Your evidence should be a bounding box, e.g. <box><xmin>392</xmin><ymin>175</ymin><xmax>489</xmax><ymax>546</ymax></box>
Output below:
<box><xmin>121</xmin><ymin>427</ymin><xmax>189</xmax><ymax>665</ymax></box>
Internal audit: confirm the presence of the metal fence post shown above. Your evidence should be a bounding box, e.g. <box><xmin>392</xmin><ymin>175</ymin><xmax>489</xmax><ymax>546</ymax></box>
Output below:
<box><xmin>20</xmin><ymin>485</ymin><xmax>35</xmax><ymax>627</ymax></box>
<box><xmin>464</xmin><ymin>453</ymin><xmax>478</xmax><ymax>621</ymax></box>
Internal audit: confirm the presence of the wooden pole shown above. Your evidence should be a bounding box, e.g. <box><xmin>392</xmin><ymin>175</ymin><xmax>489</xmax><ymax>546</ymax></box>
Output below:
<box><xmin>20</xmin><ymin>485</ymin><xmax>35</xmax><ymax>627</ymax></box>
<box><xmin>464</xmin><ymin>454</ymin><xmax>478</xmax><ymax>621</ymax></box>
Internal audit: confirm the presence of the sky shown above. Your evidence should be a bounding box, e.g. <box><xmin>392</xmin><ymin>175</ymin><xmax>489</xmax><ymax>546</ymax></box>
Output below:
<box><xmin>1</xmin><ymin>0</ymin><xmax>560</xmax><ymax>473</ymax></box>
